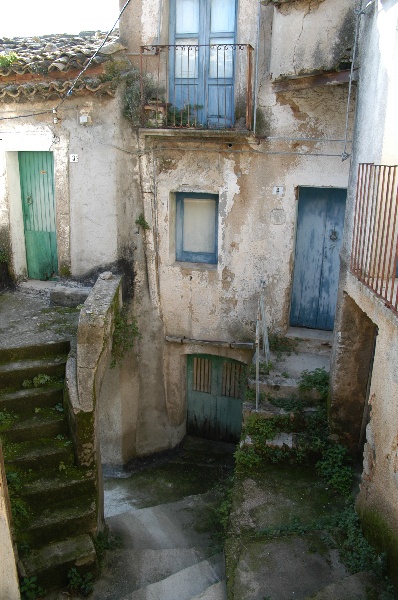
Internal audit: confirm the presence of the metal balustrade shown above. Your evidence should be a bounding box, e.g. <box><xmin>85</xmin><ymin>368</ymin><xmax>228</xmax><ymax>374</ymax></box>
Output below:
<box><xmin>350</xmin><ymin>163</ymin><xmax>398</xmax><ymax>314</ymax></box>
<box><xmin>139</xmin><ymin>44</ymin><xmax>253</xmax><ymax>130</ymax></box>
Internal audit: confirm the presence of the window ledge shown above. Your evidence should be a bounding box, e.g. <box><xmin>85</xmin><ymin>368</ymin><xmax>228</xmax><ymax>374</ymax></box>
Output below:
<box><xmin>171</xmin><ymin>261</ymin><xmax>218</xmax><ymax>271</ymax></box>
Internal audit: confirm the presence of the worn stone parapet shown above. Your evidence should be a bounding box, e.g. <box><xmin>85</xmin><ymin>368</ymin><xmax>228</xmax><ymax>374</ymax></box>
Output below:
<box><xmin>0</xmin><ymin>441</ymin><xmax>21</xmax><ymax>600</ymax></box>
<box><xmin>65</xmin><ymin>273</ymin><xmax>122</xmax><ymax>530</ymax></box>
<box><xmin>76</xmin><ymin>272</ymin><xmax>122</xmax><ymax>415</ymax></box>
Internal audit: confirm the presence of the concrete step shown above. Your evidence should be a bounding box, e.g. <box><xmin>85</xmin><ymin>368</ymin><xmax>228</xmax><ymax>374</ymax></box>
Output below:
<box><xmin>252</xmin><ymin>351</ymin><xmax>330</xmax><ymax>399</ymax></box>
<box><xmin>27</xmin><ymin>498</ymin><xmax>97</xmax><ymax>547</ymax></box>
<box><xmin>308</xmin><ymin>571</ymin><xmax>384</xmax><ymax>599</ymax></box>
<box><xmin>22</xmin><ymin>533</ymin><xmax>96</xmax><ymax>590</ymax></box>
<box><xmin>49</xmin><ymin>285</ymin><xmax>91</xmax><ymax>308</ymax></box>
<box><xmin>2</xmin><ymin>412</ymin><xmax>67</xmax><ymax>443</ymax></box>
<box><xmin>190</xmin><ymin>581</ymin><xmax>228</xmax><ymax>600</ymax></box>
<box><xmin>285</xmin><ymin>327</ymin><xmax>333</xmax><ymax>356</ymax></box>
<box><xmin>107</xmin><ymin>493</ymin><xmax>213</xmax><ymax>550</ymax></box>
<box><xmin>0</xmin><ymin>340</ymin><xmax>70</xmax><ymax>364</ymax></box>
<box><xmin>91</xmin><ymin>547</ymin><xmax>217</xmax><ymax>599</ymax></box>
<box><xmin>0</xmin><ymin>384</ymin><xmax>64</xmax><ymax>414</ymax></box>
<box><xmin>121</xmin><ymin>553</ymin><xmax>225</xmax><ymax>600</ymax></box>
<box><xmin>0</xmin><ymin>356</ymin><xmax>67</xmax><ymax>388</ymax></box>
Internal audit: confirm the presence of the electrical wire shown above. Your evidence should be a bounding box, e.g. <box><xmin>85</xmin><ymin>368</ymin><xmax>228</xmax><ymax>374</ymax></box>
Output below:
<box><xmin>55</xmin><ymin>0</ymin><xmax>133</xmax><ymax>111</ymax></box>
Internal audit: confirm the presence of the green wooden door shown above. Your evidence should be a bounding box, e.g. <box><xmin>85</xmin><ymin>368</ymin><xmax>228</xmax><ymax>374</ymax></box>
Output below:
<box><xmin>187</xmin><ymin>354</ymin><xmax>244</xmax><ymax>443</ymax></box>
<box><xmin>19</xmin><ymin>151</ymin><xmax>58</xmax><ymax>279</ymax></box>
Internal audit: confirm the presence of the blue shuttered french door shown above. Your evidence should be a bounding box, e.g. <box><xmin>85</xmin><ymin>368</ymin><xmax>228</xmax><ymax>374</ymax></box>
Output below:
<box><xmin>290</xmin><ymin>187</ymin><xmax>346</xmax><ymax>331</ymax></box>
<box><xmin>170</xmin><ymin>0</ymin><xmax>236</xmax><ymax>127</ymax></box>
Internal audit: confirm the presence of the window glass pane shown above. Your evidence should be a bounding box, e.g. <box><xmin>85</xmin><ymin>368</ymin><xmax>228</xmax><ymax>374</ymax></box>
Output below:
<box><xmin>211</xmin><ymin>0</ymin><xmax>235</xmax><ymax>33</ymax></box>
<box><xmin>176</xmin><ymin>0</ymin><xmax>199</xmax><ymax>34</ymax></box>
<box><xmin>209</xmin><ymin>38</ymin><xmax>234</xmax><ymax>78</ymax></box>
<box><xmin>183</xmin><ymin>198</ymin><xmax>216</xmax><ymax>253</ymax></box>
<box><xmin>175</xmin><ymin>39</ymin><xmax>198</xmax><ymax>78</ymax></box>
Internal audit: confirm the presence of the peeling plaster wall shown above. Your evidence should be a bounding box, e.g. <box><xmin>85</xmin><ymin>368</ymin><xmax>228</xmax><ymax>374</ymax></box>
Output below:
<box><xmin>329</xmin><ymin>0</ymin><xmax>398</xmax><ymax>582</ymax></box>
<box><xmin>270</xmin><ymin>0</ymin><xmax>355</xmax><ymax>79</ymax></box>
<box><xmin>0</xmin><ymin>92</ymin><xmax>132</xmax><ymax>279</ymax></box>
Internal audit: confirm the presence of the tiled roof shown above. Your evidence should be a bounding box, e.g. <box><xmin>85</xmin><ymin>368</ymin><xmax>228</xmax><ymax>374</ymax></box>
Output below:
<box><xmin>0</xmin><ymin>31</ymin><xmax>126</xmax><ymax>101</ymax></box>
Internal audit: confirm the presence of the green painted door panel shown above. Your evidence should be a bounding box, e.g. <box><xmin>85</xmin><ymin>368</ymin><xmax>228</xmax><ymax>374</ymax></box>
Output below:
<box><xmin>19</xmin><ymin>151</ymin><xmax>58</xmax><ymax>279</ymax></box>
<box><xmin>187</xmin><ymin>354</ymin><xmax>244</xmax><ymax>443</ymax></box>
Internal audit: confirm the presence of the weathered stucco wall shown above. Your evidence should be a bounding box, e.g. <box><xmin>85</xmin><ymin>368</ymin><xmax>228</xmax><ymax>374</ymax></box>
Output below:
<box><xmin>0</xmin><ymin>89</ymin><xmax>135</xmax><ymax>279</ymax></box>
<box><xmin>329</xmin><ymin>0</ymin><xmax>398</xmax><ymax>584</ymax></box>
<box><xmin>269</xmin><ymin>0</ymin><xmax>354</xmax><ymax>79</ymax></box>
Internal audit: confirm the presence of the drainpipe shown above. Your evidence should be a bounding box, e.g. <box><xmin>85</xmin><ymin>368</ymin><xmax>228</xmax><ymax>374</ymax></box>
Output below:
<box><xmin>253</xmin><ymin>0</ymin><xmax>263</xmax><ymax>135</ymax></box>
<box><xmin>157</xmin><ymin>0</ymin><xmax>164</xmax><ymax>44</ymax></box>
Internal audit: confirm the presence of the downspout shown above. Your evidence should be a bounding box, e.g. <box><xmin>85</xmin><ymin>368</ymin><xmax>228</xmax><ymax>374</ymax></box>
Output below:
<box><xmin>253</xmin><ymin>0</ymin><xmax>262</xmax><ymax>135</ymax></box>
<box><xmin>157</xmin><ymin>0</ymin><xmax>164</xmax><ymax>44</ymax></box>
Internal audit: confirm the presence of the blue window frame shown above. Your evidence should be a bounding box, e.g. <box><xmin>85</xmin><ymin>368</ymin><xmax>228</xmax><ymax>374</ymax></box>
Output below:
<box><xmin>176</xmin><ymin>192</ymin><xmax>218</xmax><ymax>264</ymax></box>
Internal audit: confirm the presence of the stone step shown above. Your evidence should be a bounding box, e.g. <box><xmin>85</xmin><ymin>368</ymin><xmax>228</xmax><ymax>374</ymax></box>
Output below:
<box><xmin>91</xmin><ymin>547</ymin><xmax>217</xmax><ymax>599</ymax></box>
<box><xmin>2</xmin><ymin>412</ymin><xmax>67</xmax><ymax>443</ymax></box>
<box><xmin>308</xmin><ymin>571</ymin><xmax>384</xmax><ymax>599</ymax></box>
<box><xmin>0</xmin><ymin>356</ymin><xmax>67</xmax><ymax>388</ymax></box>
<box><xmin>21</xmin><ymin>472</ymin><xmax>95</xmax><ymax>509</ymax></box>
<box><xmin>0</xmin><ymin>340</ymin><xmax>70</xmax><ymax>364</ymax></box>
<box><xmin>252</xmin><ymin>351</ymin><xmax>330</xmax><ymax>399</ymax></box>
<box><xmin>121</xmin><ymin>553</ymin><xmax>225</xmax><ymax>600</ymax></box>
<box><xmin>285</xmin><ymin>327</ymin><xmax>333</xmax><ymax>356</ymax></box>
<box><xmin>49</xmin><ymin>285</ymin><xmax>91</xmax><ymax>308</ymax></box>
<box><xmin>0</xmin><ymin>384</ymin><xmax>64</xmax><ymax>414</ymax></box>
<box><xmin>27</xmin><ymin>498</ymin><xmax>97</xmax><ymax>547</ymax></box>
<box><xmin>191</xmin><ymin>581</ymin><xmax>228</xmax><ymax>600</ymax></box>
<box><xmin>22</xmin><ymin>533</ymin><xmax>96</xmax><ymax>590</ymax></box>
<box><xmin>4</xmin><ymin>439</ymin><xmax>74</xmax><ymax>471</ymax></box>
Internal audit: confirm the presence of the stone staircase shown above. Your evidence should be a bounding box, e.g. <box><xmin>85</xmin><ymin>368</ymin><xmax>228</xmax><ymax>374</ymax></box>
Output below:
<box><xmin>94</xmin><ymin>492</ymin><xmax>227</xmax><ymax>600</ymax></box>
<box><xmin>91</xmin><ymin>438</ymin><xmax>231</xmax><ymax>600</ymax></box>
<box><xmin>249</xmin><ymin>327</ymin><xmax>332</xmax><ymax>405</ymax></box>
<box><xmin>0</xmin><ymin>340</ymin><xmax>97</xmax><ymax>591</ymax></box>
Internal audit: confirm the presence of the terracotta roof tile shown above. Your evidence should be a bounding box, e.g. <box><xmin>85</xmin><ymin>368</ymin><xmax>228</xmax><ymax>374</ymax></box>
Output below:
<box><xmin>0</xmin><ymin>31</ymin><xmax>123</xmax><ymax>77</ymax></box>
<box><xmin>0</xmin><ymin>31</ymin><xmax>126</xmax><ymax>101</ymax></box>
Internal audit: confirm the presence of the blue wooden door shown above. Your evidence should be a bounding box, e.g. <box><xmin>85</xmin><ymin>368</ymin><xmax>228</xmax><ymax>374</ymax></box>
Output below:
<box><xmin>19</xmin><ymin>151</ymin><xmax>58</xmax><ymax>280</ymax></box>
<box><xmin>187</xmin><ymin>355</ymin><xmax>244</xmax><ymax>442</ymax></box>
<box><xmin>290</xmin><ymin>187</ymin><xmax>346</xmax><ymax>330</ymax></box>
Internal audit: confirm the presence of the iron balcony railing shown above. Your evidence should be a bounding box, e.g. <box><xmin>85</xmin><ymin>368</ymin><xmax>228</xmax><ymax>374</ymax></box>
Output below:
<box><xmin>350</xmin><ymin>163</ymin><xmax>398</xmax><ymax>314</ymax></box>
<box><xmin>139</xmin><ymin>44</ymin><xmax>253</xmax><ymax>130</ymax></box>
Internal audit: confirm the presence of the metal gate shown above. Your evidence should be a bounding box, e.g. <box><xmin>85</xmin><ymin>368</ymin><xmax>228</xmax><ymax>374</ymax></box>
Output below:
<box><xmin>19</xmin><ymin>151</ymin><xmax>58</xmax><ymax>280</ymax></box>
<box><xmin>290</xmin><ymin>187</ymin><xmax>346</xmax><ymax>330</ymax></box>
<box><xmin>187</xmin><ymin>354</ymin><xmax>244</xmax><ymax>442</ymax></box>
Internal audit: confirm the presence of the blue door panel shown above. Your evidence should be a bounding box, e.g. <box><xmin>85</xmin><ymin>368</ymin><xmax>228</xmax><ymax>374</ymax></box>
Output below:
<box><xmin>290</xmin><ymin>188</ymin><xmax>346</xmax><ymax>330</ymax></box>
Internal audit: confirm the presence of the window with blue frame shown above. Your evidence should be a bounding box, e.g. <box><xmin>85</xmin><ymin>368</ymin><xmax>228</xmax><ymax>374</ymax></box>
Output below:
<box><xmin>170</xmin><ymin>0</ymin><xmax>237</xmax><ymax>128</ymax></box>
<box><xmin>175</xmin><ymin>192</ymin><xmax>218</xmax><ymax>264</ymax></box>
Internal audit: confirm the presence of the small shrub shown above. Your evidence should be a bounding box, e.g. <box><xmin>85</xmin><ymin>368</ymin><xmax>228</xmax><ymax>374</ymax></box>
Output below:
<box><xmin>316</xmin><ymin>443</ymin><xmax>354</xmax><ymax>498</ymax></box>
<box><xmin>67</xmin><ymin>567</ymin><xmax>94</xmax><ymax>597</ymax></box>
<box><xmin>268</xmin><ymin>333</ymin><xmax>297</xmax><ymax>360</ymax></box>
<box><xmin>94</xmin><ymin>528</ymin><xmax>121</xmax><ymax>567</ymax></box>
<box><xmin>299</xmin><ymin>367</ymin><xmax>329</xmax><ymax>400</ymax></box>
<box><xmin>0</xmin><ymin>52</ymin><xmax>18</xmax><ymax>70</ymax></box>
<box><xmin>135</xmin><ymin>213</ymin><xmax>150</xmax><ymax>230</ymax></box>
<box><xmin>111</xmin><ymin>307</ymin><xmax>140</xmax><ymax>368</ymax></box>
<box><xmin>20</xmin><ymin>576</ymin><xmax>45</xmax><ymax>600</ymax></box>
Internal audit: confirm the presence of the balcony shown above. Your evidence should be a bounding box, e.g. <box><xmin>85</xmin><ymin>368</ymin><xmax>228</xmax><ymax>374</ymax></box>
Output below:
<box><xmin>350</xmin><ymin>163</ymin><xmax>398</xmax><ymax>314</ymax></box>
<box><xmin>139</xmin><ymin>44</ymin><xmax>253</xmax><ymax>131</ymax></box>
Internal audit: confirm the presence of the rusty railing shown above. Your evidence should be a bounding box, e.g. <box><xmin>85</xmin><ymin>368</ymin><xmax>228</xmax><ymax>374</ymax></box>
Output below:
<box><xmin>139</xmin><ymin>44</ymin><xmax>253</xmax><ymax>130</ymax></box>
<box><xmin>350</xmin><ymin>163</ymin><xmax>398</xmax><ymax>314</ymax></box>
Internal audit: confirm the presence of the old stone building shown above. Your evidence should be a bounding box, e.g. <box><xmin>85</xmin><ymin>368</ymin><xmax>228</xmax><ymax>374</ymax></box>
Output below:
<box><xmin>0</xmin><ymin>0</ymin><xmax>357</xmax><ymax>466</ymax></box>
<box><xmin>329</xmin><ymin>0</ymin><xmax>398</xmax><ymax>584</ymax></box>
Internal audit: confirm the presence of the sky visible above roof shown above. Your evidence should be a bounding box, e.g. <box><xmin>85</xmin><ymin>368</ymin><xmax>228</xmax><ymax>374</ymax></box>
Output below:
<box><xmin>0</xmin><ymin>0</ymin><xmax>120</xmax><ymax>38</ymax></box>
